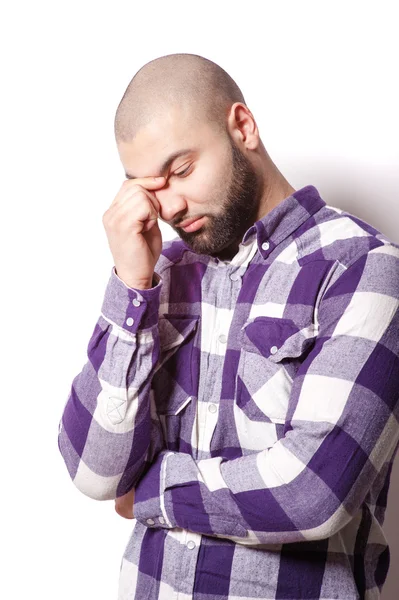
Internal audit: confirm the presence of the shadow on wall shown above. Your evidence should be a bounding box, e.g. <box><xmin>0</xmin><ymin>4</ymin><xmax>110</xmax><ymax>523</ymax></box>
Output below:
<box><xmin>381</xmin><ymin>453</ymin><xmax>399</xmax><ymax>600</ymax></box>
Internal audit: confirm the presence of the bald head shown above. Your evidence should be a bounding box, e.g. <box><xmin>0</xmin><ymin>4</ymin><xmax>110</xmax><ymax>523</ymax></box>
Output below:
<box><xmin>114</xmin><ymin>53</ymin><xmax>246</xmax><ymax>144</ymax></box>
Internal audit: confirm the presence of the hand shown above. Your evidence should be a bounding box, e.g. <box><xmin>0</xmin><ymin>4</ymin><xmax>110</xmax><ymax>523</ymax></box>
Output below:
<box><xmin>115</xmin><ymin>487</ymin><xmax>135</xmax><ymax>519</ymax></box>
<box><xmin>102</xmin><ymin>176</ymin><xmax>166</xmax><ymax>289</ymax></box>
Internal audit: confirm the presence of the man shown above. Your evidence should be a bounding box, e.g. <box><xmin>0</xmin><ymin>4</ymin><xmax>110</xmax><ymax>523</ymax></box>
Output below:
<box><xmin>58</xmin><ymin>53</ymin><xmax>399</xmax><ymax>599</ymax></box>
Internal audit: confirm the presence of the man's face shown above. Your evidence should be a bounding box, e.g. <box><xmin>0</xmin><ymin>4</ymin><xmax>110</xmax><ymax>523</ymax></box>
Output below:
<box><xmin>118</xmin><ymin>106</ymin><xmax>262</xmax><ymax>259</ymax></box>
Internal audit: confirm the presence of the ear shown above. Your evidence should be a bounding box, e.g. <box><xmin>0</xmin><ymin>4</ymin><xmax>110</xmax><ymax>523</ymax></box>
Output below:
<box><xmin>227</xmin><ymin>102</ymin><xmax>259</xmax><ymax>150</ymax></box>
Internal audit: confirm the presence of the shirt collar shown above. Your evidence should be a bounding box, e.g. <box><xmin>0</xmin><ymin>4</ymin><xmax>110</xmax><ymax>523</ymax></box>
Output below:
<box><xmin>241</xmin><ymin>184</ymin><xmax>326</xmax><ymax>259</ymax></box>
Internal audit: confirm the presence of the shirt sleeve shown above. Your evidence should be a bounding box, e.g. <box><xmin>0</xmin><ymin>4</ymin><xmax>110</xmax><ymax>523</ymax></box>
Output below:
<box><xmin>57</xmin><ymin>266</ymin><xmax>166</xmax><ymax>501</ymax></box>
<box><xmin>133</xmin><ymin>246</ymin><xmax>399</xmax><ymax>544</ymax></box>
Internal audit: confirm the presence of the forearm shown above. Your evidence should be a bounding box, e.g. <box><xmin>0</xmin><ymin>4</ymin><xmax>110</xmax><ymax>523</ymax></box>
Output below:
<box><xmin>58</xmin><ymin>266</ymin><xmax>165</xmax><ymax>500</ymax></box>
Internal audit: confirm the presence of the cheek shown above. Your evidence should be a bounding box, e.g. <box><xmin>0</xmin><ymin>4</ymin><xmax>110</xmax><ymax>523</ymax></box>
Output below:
<box><xmin>194</xmin><ymin>163</ymin><xmax>225</xmax><ymax>204</ymax></box>
<box><xmin>187</xmin><ymin>169</ymin><xmax>215</xmax><ymax>205</ymax></box>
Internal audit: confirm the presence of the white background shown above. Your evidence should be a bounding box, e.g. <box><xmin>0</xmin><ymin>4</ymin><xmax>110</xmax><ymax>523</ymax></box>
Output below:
<box><xmin>2</xmin><ymin>1</ymin><xmax>398</xmax><ymax>598</ymax></box>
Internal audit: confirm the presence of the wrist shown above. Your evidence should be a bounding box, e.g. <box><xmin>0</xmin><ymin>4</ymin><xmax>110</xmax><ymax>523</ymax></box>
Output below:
<box><xmin>115</xmin><ymin>269</ymin><xmax>154</xmax><ymax>289</ymax></box>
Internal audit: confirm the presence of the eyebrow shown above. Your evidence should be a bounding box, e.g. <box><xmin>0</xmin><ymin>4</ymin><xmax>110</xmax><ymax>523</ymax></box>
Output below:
<box><xmin>125</xmin><ymin>148</ymin><xmax>196</xmax><ymax>180</ymax></box>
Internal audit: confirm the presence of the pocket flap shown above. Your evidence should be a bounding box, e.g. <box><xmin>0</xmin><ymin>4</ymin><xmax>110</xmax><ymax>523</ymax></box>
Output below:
<box><xmin>242</xmin><ymin>316</ymin><xmax>313</xmax><ymax>362</ymax></box>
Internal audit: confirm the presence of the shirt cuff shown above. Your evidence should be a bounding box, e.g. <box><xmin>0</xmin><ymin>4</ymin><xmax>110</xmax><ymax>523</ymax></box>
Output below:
<box><xmin>134</xmin><ymin>450</ymin><xmax>248</xmax><ymax>538</ymax></box>
<box><xmin>100</xmin><ymin>266</ymin><xmax>162</xmax><ymax>334</ymax></box>
<box><xmin>133</xmin><ymin>450</ymin><xmax>176</xmax><ymax>530</ymax></box>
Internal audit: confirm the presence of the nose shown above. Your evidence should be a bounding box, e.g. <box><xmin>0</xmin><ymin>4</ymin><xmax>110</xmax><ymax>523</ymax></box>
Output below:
<box><xmin>155</xmin><ymin>186</ymin><xmax>187</xmax><ymax>226</ymax></box>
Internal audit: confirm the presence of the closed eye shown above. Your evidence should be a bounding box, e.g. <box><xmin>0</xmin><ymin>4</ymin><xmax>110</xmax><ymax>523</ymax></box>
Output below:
<box><xmin>174</xmin><ymin>165</ymin><xmax>192</xmax><ymax>177</ymax></box>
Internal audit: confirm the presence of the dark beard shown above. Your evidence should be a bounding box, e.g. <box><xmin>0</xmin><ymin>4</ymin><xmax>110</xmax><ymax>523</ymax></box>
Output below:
<box><xmin>177</xmin><ymin>135</ymin><xmax>262</xmax><ymax>260</ymax></box>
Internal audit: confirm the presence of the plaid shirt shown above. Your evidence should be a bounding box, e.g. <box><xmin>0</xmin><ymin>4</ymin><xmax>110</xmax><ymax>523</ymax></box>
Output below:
<box><xmin>58</xmin><ymin>184</ymin><xmax>399</xmax><ymax>600</ymax></box>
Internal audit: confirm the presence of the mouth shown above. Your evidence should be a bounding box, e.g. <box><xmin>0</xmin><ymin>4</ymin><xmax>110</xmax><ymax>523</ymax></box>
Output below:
<box><xmin>178</xmin><ymin>216</ymin><xmax>206</xmax><ymax>232</ymax></box>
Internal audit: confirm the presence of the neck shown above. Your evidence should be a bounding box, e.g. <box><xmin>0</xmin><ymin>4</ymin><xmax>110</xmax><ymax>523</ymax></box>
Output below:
<box><xmin>256</xmin><ymin>171</ymin><xmax>296</xmax><ymax>223</ymax></box>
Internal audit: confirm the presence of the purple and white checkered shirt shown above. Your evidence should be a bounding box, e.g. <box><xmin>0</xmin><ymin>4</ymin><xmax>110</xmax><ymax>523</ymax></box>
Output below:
<box><xmin>58</xmin><ymin>184</ymin><xmax>399</xmax><ymax>599</ymax></box>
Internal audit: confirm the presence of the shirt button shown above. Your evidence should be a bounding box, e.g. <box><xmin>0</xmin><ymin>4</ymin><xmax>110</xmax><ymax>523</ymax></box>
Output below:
<box><xmin>208</xmin><ymin>403</ymin><xmax>217</xmax><ymax>413</ymax></box>
<box><xmin>186</xmin><ymin>540</ymin><xmax>196</xmax><ymax>549</ymax></box>
<box><xmin>146</xmin><ymin>518</ymin><xmax>155</xmax><ymax>525</ymax></box>
<box><xmin>230</xmin><ymin>273</ymin><xmax>239</xmax><ymax>281</ymax></box>
<box><xmin>126</xmin><ymin>317</ymin><xmax>134</xmax><ymax>326</ymax></box>
<box><xmin>262</xmin><ymin>241</ymin><xmax>270</xmax><ymax>250</ymax></box>
<box><xmin>158</xmin><ymin>516</ymin><xmax>165</xmax><ymax>524</ymax></box>
<box><xmin>270</xmin><ymin>345</ymin><xmax>278</xmax><ymax>354</ymax></box>
<box><xmin>218</xmin><ymin>334</ymin><xmax>227</xmax><ymax>343</ymax></box>
<box><xmin>132</xmin><ymin>298</ymin><xmax>141</xmax><ymax>306</ymax></box>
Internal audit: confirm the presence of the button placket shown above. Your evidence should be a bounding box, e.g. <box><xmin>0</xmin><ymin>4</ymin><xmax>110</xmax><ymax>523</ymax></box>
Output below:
<box><xmin>178</xmin><ymin>533</ymin><xmax>201</xmax><ymax>596</ymax></box>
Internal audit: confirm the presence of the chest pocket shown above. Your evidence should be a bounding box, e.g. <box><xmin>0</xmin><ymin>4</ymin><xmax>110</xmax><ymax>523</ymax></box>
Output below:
<box><xmin>151</xmin><ymin>313</ymin><xmax>200</xmax><ymax>449</ymax></box>
<box><xmin>237</xmin><ymin>316</ymin><xmax>315</xmax><ymax>425</ymax></box>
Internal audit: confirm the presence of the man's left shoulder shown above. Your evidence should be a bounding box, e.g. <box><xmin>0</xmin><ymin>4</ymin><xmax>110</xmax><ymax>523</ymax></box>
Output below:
<box><xmin>299</xmin><ymin>201</ymin><xmax>399</xmax><ymax>270</ymax></box>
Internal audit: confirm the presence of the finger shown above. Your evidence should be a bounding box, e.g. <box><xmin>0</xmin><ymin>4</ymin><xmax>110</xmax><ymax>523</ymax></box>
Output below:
<box><xmin>110</xmin><ymin>177</ymin><xmax>164</xmax><ymax>212</ymax></box>
<box><xmin>123</xmin><ymin>175</ymin><xmax>166</xmax><ymax>190</ymax></box>
<box><xmin>111</xmin><ymin>189</ymin><xmax>160</xmax><ymax>224</ymax></box>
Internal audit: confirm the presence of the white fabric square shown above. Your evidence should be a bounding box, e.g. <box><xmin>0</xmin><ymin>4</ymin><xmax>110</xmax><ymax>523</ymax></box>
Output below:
<box><xmin>259</xmin><ymin>441</ymin><xmax>306</xmax><ymax>485</ymax></box>
<box><xmin>248</xmin><ymin>302</ymin><xmax>286</xmax><ymax>319</ymax></box>
<box><xmin>234</xmin><ymin>403</ymin><xmax>278</xmax><ymax>451</ymax></box>
<box><xmin>118</xmin><ymin>557</ymin><xmax>139</xmax><ymax>600</ymax></box>
<box><xmin>93</xmin><ymin>381</ymin><xmax>139</xmax><ymax>433</ymax></box>
<box><xmin>292</xmin><ymin>374</ymin><xmax>352</xmax><ymax>424</ymax></box>
<box><xmin>200</xmin><ymin>301</ymin><xmax>234</xmax><ymax>355</ymax></box>
<box><xmin>252</xmin><ymin>369</ymin><xmax>292</xmax><ymax>423</ymax></box>
<box><xmin>274</xmin><ymin>239</ymin><xmax>301</xmax><ymax>264</ymax></box>
<box><xmin>318</xmin><ymin>217</ymin><xmax>369</xmax><ymax>248</ymax></box>
<box><xmin>196</xmin><ymin>456</ymin><xmax>228</xmax><ymax>491</ymax></box>
<box><xmin>74</xmin><ymin>458</ymin><xmax>121</xmax><ymax>500</ymax></box>
<box><xmin>333</xmin><ymin>291</ymin><xmax>399</xmax><ymax>342</ymax></box>
<box><xmin>158</xmin><ymin>580</ymin><xmax>177</xmax><ymax>600</ymax></box>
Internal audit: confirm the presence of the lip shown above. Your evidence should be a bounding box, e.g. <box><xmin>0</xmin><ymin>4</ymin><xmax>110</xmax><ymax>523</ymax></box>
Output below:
<box><xmin>178</xmin><ymin>216</ymin><xmax>206</xmax><ymax>232</ymax></box>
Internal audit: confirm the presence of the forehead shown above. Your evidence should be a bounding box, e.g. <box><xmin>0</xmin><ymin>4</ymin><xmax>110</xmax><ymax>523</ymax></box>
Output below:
<box><xmin>117</xmin><ymin>108</ymin><xmax>216</xmax><ymax>178</ymax></box>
